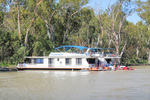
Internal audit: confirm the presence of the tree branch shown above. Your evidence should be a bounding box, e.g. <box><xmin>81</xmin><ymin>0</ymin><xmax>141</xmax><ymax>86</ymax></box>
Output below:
<box><xmin>120</xmin><ymin>41</ymin><xmax>127</xmax><ymax>57</ymax></box>
<box><xmin>0</xmin><ymin>19</ymin><xmax>7</xmax><ymax>28</ymax></box>
<box><xmin>24</xmin><ymin>0</ymin><xmax>44</xmax><ymax>47</ymax></box>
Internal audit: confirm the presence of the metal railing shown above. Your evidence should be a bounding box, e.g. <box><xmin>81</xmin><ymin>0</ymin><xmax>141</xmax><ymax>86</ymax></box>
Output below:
<box><xmin>89</xmin><ymin>64</ymin><xmax>96</xmax><ymax>68</ymax></box>
<box><xmin>90</xmin><ymin>52</ymin><xmax>120</xmax><ymax>58</ymax></box>
<box><xmin>17</xmin><ymin>64</ymin><xmax>24</xmax><ymax>67</ymax></box>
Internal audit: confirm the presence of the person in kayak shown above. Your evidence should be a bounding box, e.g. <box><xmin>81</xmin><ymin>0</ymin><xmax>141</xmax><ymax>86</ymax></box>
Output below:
<box><xmin>123</xmin><ymin>66</ymin><xmax>128</xmax><ymax>70</ymax></box>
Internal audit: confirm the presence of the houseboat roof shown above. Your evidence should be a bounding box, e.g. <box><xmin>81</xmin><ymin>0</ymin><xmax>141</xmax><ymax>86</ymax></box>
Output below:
<box><xmin>24</xmin><ymin>56</ymin><xmax>97</xmax><ymax>58</ymax></box>
<box><xmin>54</xmin><ymin>45</ymin><xmax>90</xmax><ymax>52</ymax></box>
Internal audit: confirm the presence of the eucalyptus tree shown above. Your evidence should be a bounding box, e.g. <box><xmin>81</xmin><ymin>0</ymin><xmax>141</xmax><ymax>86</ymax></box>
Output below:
<box><xmin>7</xmin><ymin>0</ymin><xmax>54</xmax><ymax>56</ymax></box>
<box><xmin>74</xmin><ymin>7</ymin><xmax>97</xmax><ymax>47</ymax></box>
<box><xmin>122</xmin><ymin>21</ymin><xmax>142</xmax><ymax>64</ymax></box>
<box><xmin>0</xmin><ymin>0</ymin><xmax>49</xmax><ymax>62</ymax></box>
<box><xmin>136</xmin><ymin>0</ymin><xmax>150</xmax><ymax>64</ymax></box>
<box><xmin>0</xmin><ymin>1</ymin><xmax>20</xmax><ymax>63</ymax></box>
<box><xmin>2</xmin><ymin>0</ymin><xmax>29</xmax><ymax>63</ymax></box>
<box><xmin>34</xmin><ymin>0</ymin><xmax>60</xmax><ymax>47</ymax></box>
<box><xmin>136</xmin><ymin>21</ymin><xmax>149</xmax><ymax>63</ymax></box>
<box><xmin>59</xmin><ymin>0</ymin><xmax>89</xmax><ymax>44</ymax></box>
<box><xmin>96</xmin><ymin>0</ymin><xmax>136</xmax><ymax>57</ymax></box>
<box><xmin>0</xmin><ymin>2</ymin><xmax>6</xmax><ymax>63</ymax></box>
<box><xmin>0</xmin><ymin>1</ymin><xmax>5</xmax><ymax>26</ymax></box>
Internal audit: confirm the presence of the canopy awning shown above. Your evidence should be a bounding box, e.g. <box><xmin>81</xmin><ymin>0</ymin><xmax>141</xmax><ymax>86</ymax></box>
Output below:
<box><xmin>54</xmin><ymin>45</ymin><xmax>90</xmax><ymax>52</ymax></box>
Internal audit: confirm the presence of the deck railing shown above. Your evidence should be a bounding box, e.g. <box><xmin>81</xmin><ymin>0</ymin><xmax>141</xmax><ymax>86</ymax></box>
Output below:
<box><xmin>17</xmin><ymin>63</ymin><xmax>64</xmax><ymax>68</ymax></box>
<box><xmin>90</xmin><ymin>53</ymin><xmax>120</xmax><ymax>58</ymax></box>
<box><xmin>17</xmin><ymin>64</ymin><xmax>24</xmax><ymax>67</ymax></box>
<box><xmin>17</xmin><ymin>63</ymin><xmax>49</xmax><ymax>68</ymax></box>
<box><xmin>89</xmin><ymin>64</ymin><xmax>96</xmax><ymax>68</ymax></box>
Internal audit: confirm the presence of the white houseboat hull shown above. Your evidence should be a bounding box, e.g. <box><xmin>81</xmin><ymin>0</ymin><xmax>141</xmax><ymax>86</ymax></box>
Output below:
<box><xmin>17</xmin><ymin>56</ymin><xmax>98</xmax><ymax>70</ymax></box>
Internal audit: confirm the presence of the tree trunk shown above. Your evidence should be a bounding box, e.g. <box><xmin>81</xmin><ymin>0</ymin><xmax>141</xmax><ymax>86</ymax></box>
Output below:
<box><xmin>17</xmin><ymin>0</ymin><xmax>21</xmax><ymax>40</ymax></box>
<box><xmin>116</xmin><ymin>44</ymin><xmax>119</xmax><ymax>55</ymax></box>
<box><xmin>120</xmin><ymin>41</ymin><xmax>127</xmax><ymax>57</ymax></box>
<box><xmin>136</xmin><ymin>47</ymin><xmax>139</xmax><ymax>57</ymax></box>
<box><xmin>63</xmin><ymin>19</ymin><xmax>70</xmax><ymax>44</ymax></box>
<box><xmin>116</xmin><ymin>42</ymin><xmax>120</xmax><ymax>63</ymax></box>
<box><xmin>51</xmin><ymin>25</ymin><xmax>55</xmax><ymax>48</ymax></box>
<box><xmin>25</xmin><ymin>17</ymin><xmax>36</xmax><ymax>47</ymax></box>
<box><xmin>95</xmin><ymin>33</ymin><xmax>100</xmax><ymax>48</ymax></box>
<box><xmin>148</xmin><ymin>48</ymin><xmax>150</xmax><ymax>64</ymax></box>
<box><xmin>87</xmin><ymin>26</ymin><xmax>90</xmax><ymax>47</ymax></box>
<box><xmin>45</xmin><ymin>21</ymin><xmax>51</xmax><ymax>39</ymax></box>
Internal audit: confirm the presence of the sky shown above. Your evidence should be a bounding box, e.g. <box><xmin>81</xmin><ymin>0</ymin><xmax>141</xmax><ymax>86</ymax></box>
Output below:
<box><xmin>86</xmin><ymin>0</ymin><xmax>147</xmax><ymax>24</ymax></box>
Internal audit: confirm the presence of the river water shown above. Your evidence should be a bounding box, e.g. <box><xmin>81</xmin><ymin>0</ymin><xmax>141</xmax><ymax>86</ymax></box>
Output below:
<box><xmin>0</xmin><ymin>66</ymin><xmax>150</xmax><ymax>100</ymax></box>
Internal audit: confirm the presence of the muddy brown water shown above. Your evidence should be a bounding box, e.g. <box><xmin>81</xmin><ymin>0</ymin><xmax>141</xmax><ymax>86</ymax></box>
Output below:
<box><xmin>0</xmin><ymin>66</ymin><xmax>150</xmax><ymax>100</ymax></box>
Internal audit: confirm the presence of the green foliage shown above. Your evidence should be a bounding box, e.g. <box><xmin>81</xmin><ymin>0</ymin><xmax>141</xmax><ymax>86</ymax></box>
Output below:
<box><xmin>17</xmin><ymin>46</ymin><xmax>25</xmax><ymax>56</ymax></box>
<box><xmin>136</xmin><ymin>0</ymin><xmax>150</xmax><ymax>25</ymax></box>
<box><xmin>0</xmin><ymin>63</ymin><xmax>9</xmax><ymax>67</ymax></box>
<box><xmin>33</xmin><ymin>41</ymin><xmax>44</xmax><ymax>56</ymax></box>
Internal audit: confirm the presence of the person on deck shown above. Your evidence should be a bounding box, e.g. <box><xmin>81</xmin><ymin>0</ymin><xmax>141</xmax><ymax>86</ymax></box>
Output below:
<box><xmin>102</xmin><ymin>50</ymin><xmax>104</xmax><ymax>57</ymax></box>
<box><xmin>108</xmin><ymin>61</ymin><xmax>112</xmax><ymax>66</ymax></box>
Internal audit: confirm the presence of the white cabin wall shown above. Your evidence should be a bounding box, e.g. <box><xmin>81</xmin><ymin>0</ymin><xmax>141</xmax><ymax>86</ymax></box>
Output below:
<box><xmin>60</xmin><ymin>58</ymin><xmax>65</xmax><ymax>67</ymax></box>
<box><xmin>53</xmin><ymin>58</ymin><xmax>89</xmax><ymax>68</ymax></box>
<box><xmin>82</xmin><ymin>58</ymin><xmax>89</xmax><ymax>68</ymax></box>
<box><xmin>71</xmin><ymin>58</ymin><xmax>76</xmax><ymax>67</ymax></box>
<box><xmin>44</xmin><ymin>58</ymin><xmax>48</xmax><ymax>66</ymax></box>
<box><xmin>54</xmin><ymin>58</ymin><xmax>65</xmax><ymax>68</ymax></box>
<box><xmin>23</xmin><ymin>57</ymin><xmax>90</xmax><ymax>69</ymax></box>
<box><xmin>54</xmin><ymin>58</ymin><xmax>59</xmax><ymax>67</ymax></box>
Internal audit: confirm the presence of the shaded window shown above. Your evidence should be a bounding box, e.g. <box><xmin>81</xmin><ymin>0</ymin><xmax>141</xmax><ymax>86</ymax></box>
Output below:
<box><xmin>66</xmin><ymin>58</ymin><xmax>71</xmax><ymax>65</ymax></box>
<box><xmin>76</xmin><ymin>58</ymin><xmax>82</xmax><ymax>65</ymax></box>
<box><xmin>57</xmin><ymin>58</ymin><xmax>59</xmax><ymax>61</ymax></box>
<box><xmin>24</xmin><ymin>58</ymin><xmax>31</xmax><ymax>63</ymax></box>
<box><xmin>49</xmin><ymin>58</ymin><xmax>54</xmax><ymax>64</ymax></box>
<box><xmin>86</xmin><ymin>58</ymin><xmax>95</xmax><ymax>64</ymax></box>
<box><xmin>34</xmin><ymin>58</ymin><xmax>43</xmax><ymax>64</ymax></box>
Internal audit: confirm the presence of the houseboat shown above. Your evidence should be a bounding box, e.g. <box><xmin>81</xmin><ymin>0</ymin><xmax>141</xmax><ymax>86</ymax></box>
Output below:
<box><xmin>17</xmin><ymin>45</ymin><xmax>121</xmax><ymax>70</ymax></box>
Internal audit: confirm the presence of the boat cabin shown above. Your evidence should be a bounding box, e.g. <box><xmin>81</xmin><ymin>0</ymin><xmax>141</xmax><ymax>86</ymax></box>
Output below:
<box><xmin>17</xmin><ymin>45</ymin><xmax>121</xmax><ymax>70</ymax></box>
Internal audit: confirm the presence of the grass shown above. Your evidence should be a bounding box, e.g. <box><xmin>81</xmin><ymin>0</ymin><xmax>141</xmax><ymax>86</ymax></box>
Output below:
<box><xmin>0</xmin><ymin>63</ymin><xmax>16</xmax><ymax>68</ymax></box>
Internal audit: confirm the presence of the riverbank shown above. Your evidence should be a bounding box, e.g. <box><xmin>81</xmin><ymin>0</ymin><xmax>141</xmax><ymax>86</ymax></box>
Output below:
<box><xmin>0</xmin><ymin>66</ymin><xmax>18</xmax><ymax>71</ymax></box>
<box><xmin>124</xmin><ymin>63</ymin><xmax>150</xmax><ymax>66</ymax></box>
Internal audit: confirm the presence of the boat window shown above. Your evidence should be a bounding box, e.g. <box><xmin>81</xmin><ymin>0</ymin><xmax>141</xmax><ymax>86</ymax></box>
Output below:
<box><xmin>49</xmin><ymin>58</ymin><xmax>54</xmax><ymax>64</ymax></box>
<box><xmin>24</xmin><ymin>58</ymin><xmax>31</xmax><ymax>63</ymax></box>
<box><xmin>76</xmin><ymin>58</ymin><xmax>82</xmax><ymax>65</ymax></box>
<box><xmin>34</xmin><ymin>58</ymin><xmax>43</xmax><ymax>64</ymax></box>
<box><xmin>105</xmin><ymin>59</ymin><xmax>111</xmax><ymax>63</ymax></box>
<box><xmin>57</xmin><ymin>58</ymin><xmax>59</xmax><ymax>61</ymax></box>
<box><xmin>65</xmin><ymin>58</ymin><xmax>71</xmax><ymax>65</ymax></box>
<box><xmin>86</xmin><ymin>58</ymin><xmax>95</xmax><ymax>64</ymax></box>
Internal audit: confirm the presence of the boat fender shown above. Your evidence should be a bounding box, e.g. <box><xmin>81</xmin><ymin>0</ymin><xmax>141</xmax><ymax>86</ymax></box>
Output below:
<box><xmin>113</xmin><ymin>54</ymin><xmax>115</xmax><ymax>57</ymax></box>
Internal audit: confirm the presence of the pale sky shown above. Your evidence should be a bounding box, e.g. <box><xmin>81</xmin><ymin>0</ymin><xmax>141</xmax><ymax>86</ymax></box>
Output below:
<box><xmin>87</xmin><ymin>0</ymin><xmax>147</xmax><ymax>24</ymax></box>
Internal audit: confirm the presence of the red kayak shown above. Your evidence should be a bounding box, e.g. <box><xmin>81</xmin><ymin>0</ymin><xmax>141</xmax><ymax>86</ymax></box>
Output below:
<box><xmin>123</xmin><ymin>66</ymin><xmax>134</xmax><ymax>70</ymax></box>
